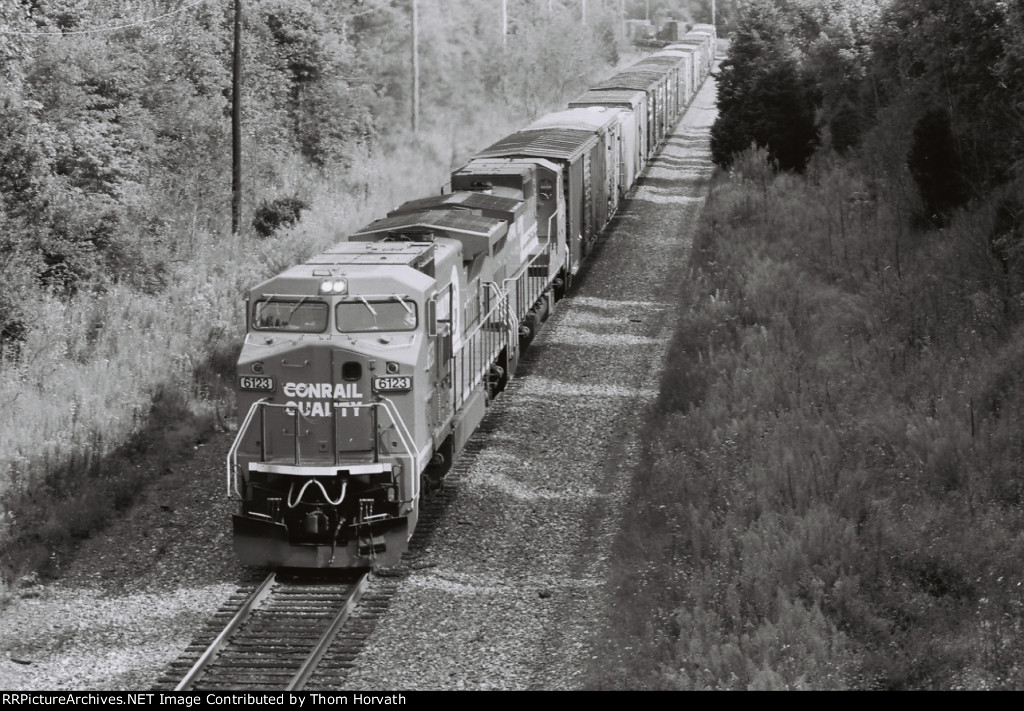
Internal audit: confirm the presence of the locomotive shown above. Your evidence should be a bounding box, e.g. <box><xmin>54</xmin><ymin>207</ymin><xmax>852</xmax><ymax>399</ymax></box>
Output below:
<box><xmin>227</xmin><ymin>25</ymin><xmax>717</xmax><ymax>569</ymax></box>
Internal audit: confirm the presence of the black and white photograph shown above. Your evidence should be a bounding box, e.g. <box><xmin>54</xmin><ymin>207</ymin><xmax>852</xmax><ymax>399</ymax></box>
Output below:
<box><xmin>1</xmin><ymin>0</ymin><xmax>1022</xmax><ymax>692</ymax></box>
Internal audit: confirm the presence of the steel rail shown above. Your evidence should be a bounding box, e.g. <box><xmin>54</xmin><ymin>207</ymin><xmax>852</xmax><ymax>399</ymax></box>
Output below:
<box><xmin>285</xmin><ymin>571</ymin><xmax>371</xmax><ymax>690</ymax></box>
<box><xmin>175</xmin><ymin>571</ymin><xmax>277</xmax><ymax>691</ymax></box>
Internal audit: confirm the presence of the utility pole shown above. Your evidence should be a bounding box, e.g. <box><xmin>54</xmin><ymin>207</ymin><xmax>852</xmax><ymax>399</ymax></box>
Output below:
<box><xmin>502</xmin><ymin>0</ymin><xmax>508</xmax><ymax>46</ymax></box>
<box><xmin>231</xmin><ymin>0</ymin><xmax>242</xmax><ymax>234</ymax></box>
<box><xmin>412</xmin><ymin>0</ymin><xmax>419</xmax><ymax>136</ymax></box>
<box><xmin>581</xmin><ymin>0</ymin><xmax>586</xmax><ymax>25</ymax></box>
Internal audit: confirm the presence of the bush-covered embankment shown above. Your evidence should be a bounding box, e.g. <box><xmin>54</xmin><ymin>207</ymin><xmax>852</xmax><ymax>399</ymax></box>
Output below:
<box><xmin>596</xmin><ymin>149</ymin><xmax>1024</xmax><ymax>688</ymax></box>
<box><xmin>592</xmin><ymin>0</ymin><xmax>1024</xmax><ymax>689</ymax></box>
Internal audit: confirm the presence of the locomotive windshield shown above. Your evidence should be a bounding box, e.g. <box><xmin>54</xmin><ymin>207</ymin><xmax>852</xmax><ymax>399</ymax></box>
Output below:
<box><xmin>336</xmin><ymin>296</ymin><xmax>417</xmax><ymax>332</ymax></box>
<box><xmin>252</xmin><ymin>298</ymin><xmax>329</xmax><ymax>333</ymax></box>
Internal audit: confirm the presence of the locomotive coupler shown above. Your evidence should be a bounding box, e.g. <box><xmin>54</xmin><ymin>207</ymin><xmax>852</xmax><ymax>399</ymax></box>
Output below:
<box><xmin>304</xmin><ymin>509</ymin><xmax>328</xmax><ymax>535</ymax></box>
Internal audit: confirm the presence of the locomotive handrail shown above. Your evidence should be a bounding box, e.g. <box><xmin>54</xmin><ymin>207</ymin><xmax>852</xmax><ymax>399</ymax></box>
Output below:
<box><xmin>455</xmin><ymin>283</ymin><xmax>514</xmax><ymax>357</ymax></box>
<box><xmin>227</xmin><ymin>397</ymin><xmax>269</xmax><ymax>498</ymax></box>
<box><xmin>487</xmin><ymin>281</ymin><xmax>517</xmax><ymax>339</ymax></box>
<box><xmin>370</xmin><ymin>398</ymin><xmax>419</xmax><ymax>477</ymax></box>
<box><xmin>485</xmin><ymin>281</ymin><xmax>517</xmax><ymax>357</ymax></box>
<box><xmin>227</xmin><ymin>397</ymin><xmax>419</xmax><ymax>500</ymax></box>
<box><xmin>450</xmin><ymin>283</ymin><xmax>513</xmax><ymax>410</ymax></box>
<box><xmin>503</xmin><ymin>248</ymin><xmax>551</xmax><ymax>324</ymax></box>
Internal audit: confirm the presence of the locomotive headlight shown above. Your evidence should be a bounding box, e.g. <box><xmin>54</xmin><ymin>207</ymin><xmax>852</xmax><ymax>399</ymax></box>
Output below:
<box><xmin>319</xmin><ymin>278</ymin><xmax>348</xmax><ymax>294</ymax></box>
<box><xmin>251</xmin><ymin>361</ymin><xmax>264</xmax><ymax>374</ymax></box>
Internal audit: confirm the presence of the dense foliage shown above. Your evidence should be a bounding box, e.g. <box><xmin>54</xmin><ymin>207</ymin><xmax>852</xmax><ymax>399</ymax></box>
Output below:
<box><xmin>711</xmin><ymin>0</ymin><xmax>819</xmax><ymax>170</ymax></box>
<box><xmin>0</xmin><ymin>0</ymin><xmax>631</xmax><ymax>342</ymax></box>
<box><xmin>711</xmin><ymin>0</ymin><xmax>1023</xmax><ymax>194</ymax></box>
<box><xmin>712</xmin><ymin>0</ymin><xmax>883</xmax><ymax>170</ymax></box>
<box><xmin>594</xmin><ymin>0</ymin><xmax>1024</xmax><ymax>690</ymax></box>
<box><xmin>0</xmin><ymin>0</ymin><xmax>371</xmax><ymax>338</ymax></box>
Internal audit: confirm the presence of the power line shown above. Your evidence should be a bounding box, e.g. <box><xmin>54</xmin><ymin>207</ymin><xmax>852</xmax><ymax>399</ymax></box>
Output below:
<box><xmin>0</xmin><ymin>0</ymin><xmax>214</xmax><ymax>36</ymax></box>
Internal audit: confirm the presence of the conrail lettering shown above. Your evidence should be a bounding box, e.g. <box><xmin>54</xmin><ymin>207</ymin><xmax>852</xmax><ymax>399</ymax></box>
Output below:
<box><xmin>285</xmin><ymin>400</ymin><xmax>365</xmax><ymax>417</ymax></box>
<box><xmin>283</xmin><ymin>382</ymin><xmax>363</xmax><ymax>399</ymax></box>
<box><xmin>284</xmin><ymin>381</ymin><xmax>365</xmax><ymax>418</ymax></box>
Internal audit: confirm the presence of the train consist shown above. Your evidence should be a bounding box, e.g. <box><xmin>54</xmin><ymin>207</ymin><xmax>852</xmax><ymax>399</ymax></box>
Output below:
<box><xmin>227</xmin><ymin>25</ymin><xmax>717</xmax><ymax>569</ymax></box>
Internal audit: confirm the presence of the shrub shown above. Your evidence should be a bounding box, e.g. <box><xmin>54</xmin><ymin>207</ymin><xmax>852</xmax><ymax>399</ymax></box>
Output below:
<box><xmin>252</xmin><ymin>195</ymin><xmax>309</xmax><ymax>238</ymax></box>
<box><xmin>593</xmin><ymin>147</ymin><xmax>1024</xmax><ymax>690</ymax></box>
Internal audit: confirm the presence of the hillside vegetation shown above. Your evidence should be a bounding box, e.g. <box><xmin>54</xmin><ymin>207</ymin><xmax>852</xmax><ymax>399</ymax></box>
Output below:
<box><xmin>594</xmin><ymin>0</ymin><xmax>1024</xmax><ymax>690</ymax></box>
<box><xmin>0</xmin><ymin>0</ymin><xmax>627</xmax><ymax>587</ymax></box>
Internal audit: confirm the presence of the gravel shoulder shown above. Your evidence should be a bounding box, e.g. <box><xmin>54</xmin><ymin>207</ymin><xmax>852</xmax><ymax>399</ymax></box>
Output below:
<box><xmin>0</xmin><ymin>75</ymin><xmax>718</xmax><ymax>692</ymax></box>
<box><xmin>0</xmin><ymin>436</ymin><xmax>250</xmax><ymax>690</ymax></box>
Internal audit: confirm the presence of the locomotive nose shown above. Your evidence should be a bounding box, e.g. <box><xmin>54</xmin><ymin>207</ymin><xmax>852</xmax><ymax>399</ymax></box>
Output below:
<box><xmin>263</xmin><ymin>349</ymin><xmax>375</xmax><ymax>464</ymax></box>
<box><xmin>232</xmin><ymin>344</ymin><xmax>418</xmax><ymax>568</ymax></box>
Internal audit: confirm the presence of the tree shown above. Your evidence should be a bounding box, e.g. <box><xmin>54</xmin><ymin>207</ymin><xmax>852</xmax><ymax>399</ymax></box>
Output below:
<box><xmin>711</xmin><ymin>0</ymin><xmax>818</xmax><ymax>171</ymax></box>
<box><xmin>259</xmin><ymin>0</ymin><xmax>372</xmax><ymax>164</ymax></box>
<box><xmin>907</xmin><ymin>108</ymin><xmax>969</xmax><ymax>223</ymax></box>
<box><xmin>871</xmin><ymin>0</ymin><xmax>1019</xmax><ymax>194</ymax></box>
<box><xmin>795</xmin><ymin>0</ymin><xmax>883</xmax><ymax>154</ymax></box>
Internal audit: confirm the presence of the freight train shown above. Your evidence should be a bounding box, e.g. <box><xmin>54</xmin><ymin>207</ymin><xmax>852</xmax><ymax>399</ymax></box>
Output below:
<box><xmin>227</xmin><ymin>24</ymin><xmax>717</xmax><ymax>569</ymax></box>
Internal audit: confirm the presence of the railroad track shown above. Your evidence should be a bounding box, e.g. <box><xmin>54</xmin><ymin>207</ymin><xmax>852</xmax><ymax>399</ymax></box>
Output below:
<box><xmin>154</xmin><ymin>373</ymin><xmax>524</xmax><ymax>691</ymax></box>
<box><xmin>161</xmin><ymin>570</ymin><xmax>369</xmax><ymax>690</ymax></box>
<box><xmin>154</xmin><ymin>478</ymin><xmax>458</xmax><ymax>690</ymax></box>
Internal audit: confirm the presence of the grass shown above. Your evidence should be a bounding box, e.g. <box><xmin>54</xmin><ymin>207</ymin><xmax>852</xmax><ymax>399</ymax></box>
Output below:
<box><xmin>591</xmin><ymin>146</ymin><xmax>1024</xmax><ymax>690</ymax></box>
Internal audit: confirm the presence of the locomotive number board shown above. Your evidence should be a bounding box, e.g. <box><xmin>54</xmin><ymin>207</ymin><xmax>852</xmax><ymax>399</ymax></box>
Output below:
<box><xmin>238</xmin><ymin>375</ymin><xmax>275</xmax><ymax>392</ymax></box>
<box><xmin>373</xmin><ymin>376</ymin><xmax>413</xmax><ymax>392</ymax></box>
